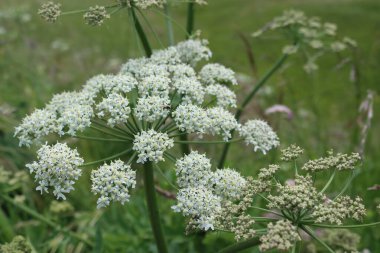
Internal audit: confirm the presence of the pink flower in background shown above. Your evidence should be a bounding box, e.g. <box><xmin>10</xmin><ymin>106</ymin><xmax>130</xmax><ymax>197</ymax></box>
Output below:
<box><xmin>265</xmin><ymin>104</ymin><xmax>293</xmax><ymax>120</ymax></box>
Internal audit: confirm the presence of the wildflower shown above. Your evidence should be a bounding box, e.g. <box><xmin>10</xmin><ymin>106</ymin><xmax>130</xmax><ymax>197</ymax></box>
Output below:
<box><xmin>96</xmin><ymin>93</ymin><xmax>131</xmax><ymax>127</ymax></box>
<box><xmin>91</xmin><ymin>160</ymin><xmax>136</xmax><ymax>208</ymax></box>
<box><xmin>206</xmin><ymin>84</ymin><xmax>237</xmax><ymax>108</ymax></box>
<box><xmin>172</xmin><ymin>187</ymin><xmax>221</xmax><ymax>231</ymax></box>
<box><xmin>130</xmin><ymin>0</ymin><xmax>166</xmax><ymax>9</ymax></box>
<box><xmin>173</xmin><ymin>77</ymin><xmax>205</xmax><ymax>105</ymax></box>
<box><xmin>280</xmin><ymin>144</ymin><xmax>304</xmax><ymax>161</ymax></box>
<box><xmin>134</xmin><ymin>96</ymin><xmax>170</xmax><ymax>123</ymax></box>
<box><xmin>322</xmin><ymin>229</ymin><xmax>360</xmax><ymax>252</ymax></box>
<box><xmin>302</xmin><ymin>150</ymin><xmax>361</xmax><ymax>172</ymax></box>
<box><xmin>259</xmin><ymin>220</ymin><xmax>301</xmax><ymax>251</ymax></box>
<box><xmin>175</xmin><ymin>151</ymin><xmax>212</xmax><ymax>188</ymax></box>
<box><xmin>207</xmin><ymin>107</ymin><xmax>239</xmax><ymax>141</ymax></box>
<box><xmin>38</xmin><ymin>2</ymin><xmax>61</xmax><ymax>23</ymax></box>
<box><xmin>139</xmin><ymin>75</ymin><xmax>171</xmax><ymax>98</ymax></box>
<box><xmin>49</xmin><ymin>200</ymin><xmax>74</xmax><ymax>215</ymax></box>
<box><xmin>312</xmin><ymin>196</ymin><xmax>366</xmax><ymax>225</ymax></box>
<box><xmin>14</xmin><ymin>109</ymin><xmax>57</xmax><ymax>147</ymax></box>
<box><xmin>199</xmin><ymin>63</ymin><xmax>237</xmax><ymax>86</ymax></box>
<box><xmin>239</xmin><ymin>120</ymin><xmax>279</xmax><ymax>154</ymax></box>
<box><xmin>85</xmin><ymin>74</ymin><xmax>137</xmax><ymax>96</ymax></box>
<box><xmin>211</xmin><ymin>168</ymin><xmax>246</xmax><ymax>200</ymax></box>
<box><xmin>172</xmin><ymin>104</ymin><xmax>209</xmax><ymax>135</ymax></box>
<box><xmin>175</xmin><ymin>39</ymin><xmax>212</xmax><ymax>66</ymax></box>
<box><xmin>83</xmin><ymin>6</ymin><xmax>110</xmax><ymax>26</ymax></box>
<box><xmin>26</xmin><ymin>143</ymin><xmax>83</xmax><ymax>200</ymax></box>
<box><xmin>0</xmin><ymin>236</ymin><xmax>31</xmax><ymax>253</ymax></box>
<box><xmin>133</xmin><ymin>130</ymin><xmax>174</xmax><ymax>163</ymax></box>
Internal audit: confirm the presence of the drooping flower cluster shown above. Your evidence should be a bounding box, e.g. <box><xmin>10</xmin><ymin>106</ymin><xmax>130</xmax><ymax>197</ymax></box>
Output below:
<box><xmin>302</xmin><ymin>150</ymin><xmax>361</xmax><ymax>172</ymax></box>
<box><xmin>91</xmin><ymin>160</ymin><xmax>136</xmax><ymax>208</ymax></box>
<box><xmin>252</xmin><ymin>9</ymin><xmax>357</xmax><ymax>73</ymax></box>
<box><xmin>172</xmin><ymin>151</ymin><xmax>247</xmax><ymax>231</ymax></box>
<box><xmin>26</xmin><ymin>143</ymin><xmax>83</xmax><ymax>200</ymax></box>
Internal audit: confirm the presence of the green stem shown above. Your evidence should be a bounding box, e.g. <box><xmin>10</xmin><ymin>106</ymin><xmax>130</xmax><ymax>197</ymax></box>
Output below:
<box><xmin>186</xmin><ymin>2</ymin><xmax>195</xmax><ymax>38</ymax></box>
<box><xmin>131</xmin><ymin>7</ymin><xmax>152</xmax><ymax>57</ymax></box>
<box><xmin>310</xmin><ymin>222</ymin><xmax>380</xmax><ymax>229</ymax></box>
<box><xmin>301</xmin><ymin>225</ymin><xmax>335</xmax><ymax>253</ymax></box>
<box><xmin>74</xmin><ymin>135</ymin><xmax>130</xmax><ymax>143</ymax></box>
<box><xmin>320</xmin><ymin>169</ymin><xmax>336</xmax><ymax>193</ymax></box>
<box><xmin>0</xmin><ymin>208</ymin><xmax>15</xmax><ymax>241</ymax></box>
<box><xmin>0</xmin><ymin>194</ymin><xmax>92</xmax><ymax>247</ymax></box>
<box><xmin>164</xmin><ymin>3</ymin><xmax>175</xmax><ymax>45</ymax></box>
<box><xmin>179</xmin><ymin>133</ymin><xmax>190</xmax><ymax>155</ymax></box>
<box><xmin>217</xmin><ymin>237</ymin><xmax>261</xmax><ymax>253</ymax></box>
<box><xmin>81</xmin><ymin>148</ymin><xmax>133</xmax><ymax>167</ymax></box>
<box><xmin>90</xmin><ymin>125</ymin><xmax>132</xmax><ymax>141</ymax></box>
<box><xmin>175</xmin><ymin>138</ymin><xmax>243</xmax><ymax>144</ymax></box>
<box><xmin>218</xmin><ymin>53</ymin><xmax>288</xmax><ymax>168</ymax></box>
<box><xmin>143</xmin><ymin>162</ymin><xmax>168</xmax><ymax>253</ymax></box>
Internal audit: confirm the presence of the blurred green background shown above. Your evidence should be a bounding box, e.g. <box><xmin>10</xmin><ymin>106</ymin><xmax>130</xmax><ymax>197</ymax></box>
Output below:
<box><xmin>0</xmin><ymin>0</ymin><xmax>379</xmax><ymax>252</ymax></box>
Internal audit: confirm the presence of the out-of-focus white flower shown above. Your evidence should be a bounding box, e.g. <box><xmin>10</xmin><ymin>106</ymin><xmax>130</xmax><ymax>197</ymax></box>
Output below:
<box><xmin>26</xmin><ymin>143</ymin><xmax>83</xmax><ymax>200</ymax></box>
<box><xmin>133</xmin><ymin>130</ymin><xmax>174</xmax><ymax>163</ymax></box>
<box><xmin>83</xmin><ymin>5</ymin><xmax>110</xmax><ymax>26</ymax></box>
<box><xmin>91</xmin><ymin>160</ymin><xmax>136</xmax><ymax>208</ymax></box>
<box><xmin>96</xmin><ymin>93</ymin><xmax>131</xmax><ymax>127</ymax></box>
<box><xmin>239</xmin><ymin>120</ymin><xmax>279</xmax><ymax>154</ymax></box>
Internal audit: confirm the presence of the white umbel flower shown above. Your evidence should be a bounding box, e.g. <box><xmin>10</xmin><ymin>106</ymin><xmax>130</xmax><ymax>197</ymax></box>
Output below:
<box><xmin>169</xmin><ymin>64</ymin><xmax>197</xmax><ymax>81</ymax></box>
<box><xmin>239</xmin><ymin>120</ymin><xmax>279</xmax><ymax>154</ymax></box>
<box><xmin>134</xmin><ymin>96</ymin><xmax>170</xmax><ymax>123</ymax></box>
<box><xmin>47</xmin><ymin>91</ymin><xmax>94</xmax><ymax>113</ymax></box>
<box><xmin>150</xmin><ymin>46</ymin><xmax>182</xmax><ymax>67</ymax></box>
<box><xmin>26</xmin><ymin>143</ymin><xmax>83</xmax><ymax>200</ymax></box>
<box><xmin>172</xmin><ymin>187</ymin><xmax>221</xmax><ymax>231</ymax></box>
<box><xmin>14</xmin><ymin>109</ymin><xmax>57</xmax><ymax>147</ymax></box>
<box><xmin>175</xmin><ymin>151</ymin><xmax>212</xmax><ymax>188</ymax></box>
<box><xmin>139</xmin><ymin>75</ymin><xmax>171</xmax><ymax>98</ymax></box>
<box><xmin>82</xmin><ymin>74</ymin><xmax>138</xmax><ymax>97</ymax></box>
<box><xmin>91</xmin><ymin>160</ymin><xmax>136</xmax><ymax>208</ymax></box>
<box><xmin>172</xmin><ymin>104</ymin><xmax>209</xmax><ymax>135</ymax></box>
<box><xmin>175</xmin><ymin>39</ymin><xmax>212</xmax><ymax>67</ymax></box>
<box><xmin>199</xmin><ymin>63</ymin><xmax>237</xmax><ymax>86</ymax></box>
<box><xmin>206</xmin><ymin>84</ymin><xmax>237</xmax><ymax>108</ymax></box>
<box><xmin>133</xmin><ymin>130</ymin><xmax>174</xmax><ymax>163</ymax></box>
<box><xmin>207</xmin><ymin>107</ymin><xmax>239</xmax><ymax>141</ymax></box>
<box><xmin>211</xmin><ymin>168</ymin><xmax>247</xmax><ymax>200</ymax></box>
<box><xmin>173</xmin><ymin>77</ymin><xmax>205</xmax><ymax>105</ymax></box>
<box><xmin>119</xmin><ymin>57</ymin><xmax>148</xmax><ymax>77</ymax></box>
<box><xmin>57</xmin><ymin>104</ymin><xmax>93</xmax><ymax>136</ymax></box>
<box><xmin>96</xmin><ymin>93</ymin><xmax>131</xmax><ymax>127</ymax></box>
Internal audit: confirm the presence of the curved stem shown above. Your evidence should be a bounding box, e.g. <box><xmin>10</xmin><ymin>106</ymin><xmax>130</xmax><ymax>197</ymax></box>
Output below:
<box><xmin>81</xmin><ymin>148</ymin><xmax>133</xmax><ymax>167</ymax></box>
<box><xmin>131</xmin><ymin>7</ymin><xmax>152</xmax><ymax>57</ymax></box>
<box><xmin>0</xmin><ymin>194</ymin><xmax>93</xmax><ymax>247</ymax></box>
<box><xmin>217</xmin><ymin>237</ymin><xmax>260</xmax><ymax>253</ymax></box>
<box><xmin>218</xmin><ymin>53</ymin><xmax>288</xmax><ymax>168</ymax></box>
<box><xmin>320</xmin><ymin>169</ymin><xmax>336</xmax><ymax>193</ymax></box>
<box><xmin>186</xmin><ymin>2</ymin><xmax>195</xmax><ymax>38</ymax></box>
<box><xmin>310</xmin><ymin>222</ymin><xmax>380</xmax><ymax>229</ymax></box>
<box><xmin>143</xmin><ymin>162</ymin><xmax>168</xmax><ymax>253</ymax></box>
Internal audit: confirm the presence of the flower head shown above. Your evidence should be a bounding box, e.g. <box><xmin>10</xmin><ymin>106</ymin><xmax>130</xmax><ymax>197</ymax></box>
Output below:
<box><xmin>239</xmin><ymin>120</ymin><xmax>279</xmax><ymax>154</ymax></box>
<box><xmin>83</xmin><ymin>6</ymin><xmax>110</xmax><ymax>26</ymax></box>
<box><xmin>134</xmin><ymin>96</ymin><xmax>170</xmax><ymax>123</ymax></box>
<box><xmin>211</xmin><ymin>168</ymin><xmax>246</xmax><ymax>200</ymax></box>
<box><xmin>38</xmin><ymin>2</ymin><xmax>61</xmax><ymax>23</ymax></box>
<box><xmin>133</xmin><ymin>130</ymin><xmax>174</xmax><ymax>163</ymax></box>
<box><xmin>200</xmin><ymin>63</ymin><xmax>237</xmax><ymax>86</ymax></box>
<box><xmin>96</xmin><ymin>93</ymin><xmax>131</xmax><ymax>127</ymax></box>
<box><xmin>26</xmin><ymin>143</ymin><xmax>83</xmax><ymax>199</ymax></box>
<box><xmin>91</xmin><ymin>160</ymin><xmax>136</xmax><ymax>208</ymax></box>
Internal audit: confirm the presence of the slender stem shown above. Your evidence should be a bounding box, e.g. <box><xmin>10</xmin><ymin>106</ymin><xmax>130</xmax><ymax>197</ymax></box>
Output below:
<box><xmin>217</xmin><ymin>237</ymin><xmax>261</xmax><ymax>253</ymax></box>
<box><xmin>131</xmin><ymin>7</ymin><xmax>152</xmax><ymax>57</ymax></box>
<box><xmin>175</xmin><ymin>138</ymin><xmax>243</xmax><ymax>144</ymax></box>
<box><xmin>333</xmin><ymin>170</ymin><xmax>359</xmax><ymax>200</ymax></box>
<box><xmin>81</xmin><ymin>148</ymin><xmax>133</xmax><ymax>167</ymax></box>
<box><xmin>178</xmin><ymin>132</ymin><xmax>191</xmax><ymax>155</ymax></box>
<box><xmin>143</xmin><ymin>162</ymin><xmax>168</xmax><ymax>253</ymax></box>
<box><xmin>164</xmin><ymin>3</ymin><xmax>175</xmax><ymax>45</ymax></box>
<box><xmin>249</xmin><ymin>206</ymin><xmax>283</xmax><ymax>217</ymax></box>
<box><xmin>0</xmin><ymin>194</ymin><xmax>93</xmax><ymax>247</ymax></box>
<box><xmin>90</xmin><ymin>126</ymin><xmax>132</xmax><ymax>141</ymax></box>
<box><xmin>301</xmin><ymin>225</ymin><xmax>335</xmax><ymax>253</ymax></box>
<box><xmin>186</xmin><ymin>2</ymin><xmax>195</xmax><ymax>38</ymax></box>
<box><xmin>310</xmin><ymin>222</ymin><xmax>380</xmax><ymax>229</ymax></box>
<box><xmin>74</xmin><ymin>135</ymin><xmax>130</xmax><ymax>143</ymax></box>
<box><xmin>320</xmin><ymin>169</ymin><xmax>336</xmax><ymax>193</ymax></box>
<box><xmin>218</xmin><ymin>53</ymin><xmax>289</xmax><ymax>168</ymax></box>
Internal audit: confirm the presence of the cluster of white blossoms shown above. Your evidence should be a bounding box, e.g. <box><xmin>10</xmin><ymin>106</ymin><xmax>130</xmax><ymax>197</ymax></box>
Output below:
<box><xmin>239</xmin><ymin>120</ymin><xmax>280</xmax><ymax>154</ymax></box>
<box><xmin>17</xmin><ymin>39</ymin><xmax>279</xmax><ymax>208</ymax></box>
<box><xmin>26</xmin><ymin>143</ymin><xmax>83</xmax><ymax>200</ymax></box>
<box><xmin>172</xmin><ymin>151</ymin><xmax>247</xmax><ymax>230</ymax></box>
<box><xmin>252</xmin><ymin>9</ymin><xmax>357</xmax><ymax>73</ymax></box>
<box><xmin>91</xmin><ymin>160</ymin><xmax>136</xmax><ymax>208</ymax></box>
<box><xmin>302</xmin><ymin>150</ymin><xmax>361</xmax><ymax>172</ymax></box>
<box><xmin>133</xmin><ymin>130</ymin><xmax>174</xmax><ymax>163</ymax></box>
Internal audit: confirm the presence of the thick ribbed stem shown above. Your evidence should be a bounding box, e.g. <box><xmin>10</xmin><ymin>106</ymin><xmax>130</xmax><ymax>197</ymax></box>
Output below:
<box><xmin>131</xmin><ymin>7</ymin><xmax>152</xmax><ymax>57</ymax></box>
<box><xmin>143</xmin><ymin>162</ymin><xmax>168</xmax><ymax>253</ymax></box>
<box><xmin>217</xmin><ymin>237</ymin><xmax>261</xmax><ymax>253</ymax></box>
<box><xmin>218</xmin><ymin>53</ymin><xmax>288</xmax><ymax>168</ymax></box>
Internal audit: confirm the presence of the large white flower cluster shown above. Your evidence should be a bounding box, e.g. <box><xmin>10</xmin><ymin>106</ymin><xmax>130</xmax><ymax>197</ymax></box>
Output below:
<box><xmin>91</xmin><ymin>160</ymin><xmax>136</xmax><ymax>208</ymax></box>
<box><xmin>172</xmin><ymin>151</ymin><xmax>247</xmax><ymax>231</ymax></box>
<box><xmin>26</xmin><ymin>143</ymin><xmax>83</xmax><ymax>200</ymax></box>
<box><xmin>96</xmin><ymin>93</ymin><xmax>131</xmax><ymax>127</ymax></box>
